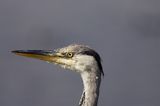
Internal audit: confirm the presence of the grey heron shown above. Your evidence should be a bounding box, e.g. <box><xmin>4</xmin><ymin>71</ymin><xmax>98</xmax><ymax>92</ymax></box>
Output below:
<box><xmin>12</xmin><ymin>44</ymin><xmax>104</xmax><ymax>106</ymax></box>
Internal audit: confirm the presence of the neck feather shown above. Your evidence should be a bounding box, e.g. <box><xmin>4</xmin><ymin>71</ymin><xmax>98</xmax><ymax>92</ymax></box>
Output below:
<box><xmin>79</xmin><ymin>71</ymin><xmax>101</xmax><ymax>106</ymax></box>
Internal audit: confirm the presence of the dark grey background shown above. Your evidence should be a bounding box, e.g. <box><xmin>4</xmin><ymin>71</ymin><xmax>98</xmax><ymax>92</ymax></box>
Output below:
<box><xmin>0</xmin><ymin>0</ymin><xmax>160</xmax><ymax>106</ymax></box>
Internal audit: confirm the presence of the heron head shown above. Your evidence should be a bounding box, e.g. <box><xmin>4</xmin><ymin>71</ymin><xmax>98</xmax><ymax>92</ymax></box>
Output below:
<box><xmin>12</xmin><ymin>44</ymin><xmax>103</xmax><ymax>75</ymax></box>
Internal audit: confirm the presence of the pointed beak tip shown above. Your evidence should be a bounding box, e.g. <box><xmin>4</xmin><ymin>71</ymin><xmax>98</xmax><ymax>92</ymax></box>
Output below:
<box><xmin>11</xmin><ymin>50</ymin><xmax>22</xmax><ymax>54</ymax></box>
<box><xmin>11</xmin><ymin>50</ymin><xmax>17</xmax><ymax>54</ymax></box>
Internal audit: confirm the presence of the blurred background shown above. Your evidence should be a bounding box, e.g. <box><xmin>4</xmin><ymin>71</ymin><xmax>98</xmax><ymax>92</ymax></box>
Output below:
<box><xmin>0</xmin><ymin>0</ymin><xmax>160</xmax><ymax>106</ymax></box>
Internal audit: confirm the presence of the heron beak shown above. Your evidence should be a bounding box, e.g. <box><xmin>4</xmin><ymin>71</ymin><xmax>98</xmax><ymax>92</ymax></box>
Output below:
<box><xmin>11</xmin><ymin>50</ymin><xmax>61</xmax><ymax>63</ymax></box>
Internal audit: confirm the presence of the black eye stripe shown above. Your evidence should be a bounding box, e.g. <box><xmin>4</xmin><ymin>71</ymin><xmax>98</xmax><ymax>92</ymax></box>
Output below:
<box><xmin>79</xmin><ymin>50</ymin><xmax>104</xmax><ymax>76</ymax></box>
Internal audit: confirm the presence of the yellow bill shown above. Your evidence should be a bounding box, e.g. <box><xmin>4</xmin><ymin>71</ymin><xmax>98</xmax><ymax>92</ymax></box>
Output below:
<box><xmin>11</xmin><ymin>50</ymin><xmax>60</xmax><ymax>63</ymax></box>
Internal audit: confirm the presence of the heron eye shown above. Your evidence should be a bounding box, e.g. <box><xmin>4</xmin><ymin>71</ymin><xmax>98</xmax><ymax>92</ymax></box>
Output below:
<box><xmin>66</xmin><ymin>52</ymin><xmax>73</xmax><ymax>58</ymax></box>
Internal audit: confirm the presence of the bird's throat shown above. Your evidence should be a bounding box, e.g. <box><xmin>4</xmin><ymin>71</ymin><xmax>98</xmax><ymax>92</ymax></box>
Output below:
<box><xmin>80</xmin><ymin>72</ymin><xmax>101</xmax><ymax>106</ymax></box>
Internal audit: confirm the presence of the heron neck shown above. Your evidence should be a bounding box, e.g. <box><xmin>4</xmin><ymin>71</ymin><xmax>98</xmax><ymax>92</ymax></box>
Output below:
<box><xmin>80</xmin><ymin>71</ymin><xmax>101</xmax><ymax>106</ymax></box>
